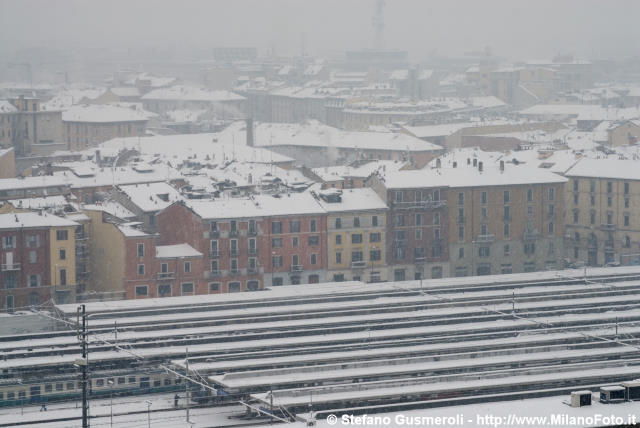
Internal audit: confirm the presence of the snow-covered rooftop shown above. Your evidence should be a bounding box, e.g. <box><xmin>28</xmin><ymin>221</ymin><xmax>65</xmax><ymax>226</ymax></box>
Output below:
<box><xmin>0</xmin><ymin>212</ymin><xmax>78</xmax><ymax>229</ymax></box>
<box><xmin>118</xmin><ymin>181</ymin><xmax>183</xmax><ymax>212</ymax></box>
<box><xmin>141</xmin><ymin>85</ymin><xmax>244</xmax><ymax>102</ymax></box>
<box><xmin>0</xmin><ymin>100</ymin><xmax>17</xmax><ymax>113</ymax></box>
<box><xmin>314</xmin><ymin>188</ymin><xmax>388</xmax><ymax>213</ymax></box>
<box><xmin>565</xmin><ymin>157</ymin><xmax>640</xmax><ymax>180</ymax></box>
<box><xmin>155</xmin><ymin>243</ymin><xmax>202</xmax><ymax>259</ymax></box>
<box><xmin>62</xmin><ymin>104</ymin><xmax>150</xmax><ymax>123</ymax></box>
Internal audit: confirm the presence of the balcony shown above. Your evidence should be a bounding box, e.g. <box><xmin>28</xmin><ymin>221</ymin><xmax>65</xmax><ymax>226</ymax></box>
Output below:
<box><xmin>229</xmin><ymin>229</ymin><xmax>239</xmax><ymax>237</ymax></box>
<box><xmin>456</xmin><ymin>216</ymin><xmax>466</xmax><ymax>224</ymax></box>
<box><xmin>391</xmin><ymin>200</ymin><xmax>447</xmax><ymax>210</ymax></box>
<box><xmin>156</xmin><ymin>272</ymin><xmax>175</xmax><ymax>280</ymax></box>
<box><xmin>523</xmin><ymin>231</ymin><xmax>540</xmax><ymax>241</ymax></box>
<box><xmin>230</xmin><ymin>249</ymin><xmax>239</xmax><ymax>257</ymax></box>
<box><xmin>393</xmin><ymin>239</ymin><xmax>406</xmax><ymax>248</ymax></box>
<box><xmin>248</xmin><ymin>228</ymin><xmax>258</xmax><ymax>236</ymax></box>
<box><xmin>413</xmin><ymin>256</ymin><xmax>426</xmax><ymax>264</ymax></box>
<box><xmin>476</xmin><ymin>233</ymin><xmax>495</xmax><ymax>243</ymax></box>
<box><xmin>248</xmin><ymin>248</ymin><xmax>258</xmax><ymax>256</ymax></box>
<box><xmin>248</xmin><ymin>267</ymin><xmax>259</xmax><ymax>274</ymax></box>
<box><xmin>1</xmin><ymin>263</ymin><xmax>21</xmax><ymax>271</ymax></box>
<box><xmin>206</xmin><ymin>270</ymin><xmax>221</xmax><ymax>278</ymax></box>
<box><xmin>229</xmin><ymin>268</ymin><xmax>240</xmax><ymax>275</ymax></box>
<box><xmin>600</xmin><ymin>224</ymin><xmax>616</xmax><ymax>231</ymax></box>
<box><xmin>351</xmin><ymin>260</ymin><xmax>367</xmax><ymax>269</ymax></box>
<box><xmin>210</xmin><ymin>250</ymin><xmax>220</xmax><ymax>258</ymax></box>
<box><xmin>290</xmin><ymin>265</ymin><xmax>303</xmax><ymax>272</ymax></box>
<box><xmin>209</xmin><ymin>230</ymin><xmax>220</xmax><ymax>238</ymax></box>
<box><xmin>604</xmin><ymin>240</ymin><xmax>615</xmax><ymax>250</ymax></box>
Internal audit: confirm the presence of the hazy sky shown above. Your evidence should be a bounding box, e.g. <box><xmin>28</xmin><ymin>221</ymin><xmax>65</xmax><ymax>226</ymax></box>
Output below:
<box><xmin>1</xmin><ymin>0</ymin><xmax>639</xmax><ymax>61</ymax></box>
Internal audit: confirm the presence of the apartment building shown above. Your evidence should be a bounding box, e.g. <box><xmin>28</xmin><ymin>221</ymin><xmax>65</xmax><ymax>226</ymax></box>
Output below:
<box><xmin>0</xmin><ymin>212</ymin><xmax>77</xmax><ymax>312</ymax></box>
<box><xmin>369</xmin><ymin>173</ymin><xmax>449</xmax><ymax>281</ymax></box>
<box><xmin>314</xmin><ymin>188</ymin><xmax>388</xmax><ymax>283</ymax></box>
<box><xmin>564</xmin><ymin>158</ymin><xmax>640</xmax><ymax>266</ymax></box>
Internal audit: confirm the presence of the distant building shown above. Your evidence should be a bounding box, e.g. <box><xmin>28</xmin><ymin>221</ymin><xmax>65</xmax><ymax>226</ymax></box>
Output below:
<box><xmin>62</xmin><ymin>104</ymin><xmax>150</xmax><ymax>151</ymax></box>
<box><xmin>0</xmin><ymin>97</ymin><xmax>64</xmax><ymax>156</ymax></box>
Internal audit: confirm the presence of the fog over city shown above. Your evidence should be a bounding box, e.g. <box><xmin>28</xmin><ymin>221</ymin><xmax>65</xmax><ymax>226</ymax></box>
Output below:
<box><xmin>2</xmin><ymin>0</ymin><xmax>640</xmax><ymax>59</ymax></box>
<box><xmin>3</xmin><ymin>1</ymin><xmax>640</xmax><ymax>428</ymax></box>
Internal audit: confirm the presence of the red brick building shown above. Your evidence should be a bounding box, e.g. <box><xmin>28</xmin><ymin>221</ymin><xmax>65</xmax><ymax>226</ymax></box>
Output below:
<box><xmin>0</xmin><ymin>213</ymin><xmax>78</xmax><ymax>312</ymax></box>
<box><xmin>157</xmin><ymin>193</ymin><xmax>328</xmax><ymax>292</ymax></box>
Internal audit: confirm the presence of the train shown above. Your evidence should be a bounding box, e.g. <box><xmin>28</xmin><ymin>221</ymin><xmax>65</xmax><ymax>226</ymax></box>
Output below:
<box><xmin>0</xmin><ymin>370</ymin><xmax>183</xmax><ymax>407</ymax></box>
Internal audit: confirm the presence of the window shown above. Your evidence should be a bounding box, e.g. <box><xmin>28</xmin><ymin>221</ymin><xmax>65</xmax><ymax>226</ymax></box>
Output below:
<box><xmin>434</xmin><ymin>213</ymin><xmax>440</xmax><ymax>225</ymax></box>
<box><xmin>135</xmin><ymin>285</ymin><xmax>148</xmax><ymax>297</ymax></box>
<box><xmin>590</xmin><ymin>211</ymin><xmax>596</xmax><ymax>225</ymax></box>
<box><xmin>290</xmin><ymin>220</ymin><xmax>301</xmax><ymax>233</ymax></box>
<box><xmin>308</xmin><ymin>235</ymin><xmax>319</xmax><ymax>246</ymax></box>
<box><xmin>527</xmin><ymin>188</ymin><xmax>533</xmax><ymax>202</ymax></box>
<box><xmin>590</xmin><ymin>195</ymin><xmax>595</xmax><ymax>206</ymax></box>
<box><xmin>370</xmin><ymin>249</ymin><xmax>381</xmax><ymax>261</ymax></box>
<box><xmin>230</xmin><ymin>220</ymin><xmax>237</xmax><ymax>233</ymax></box>
<box><xmin>351</xmin><ymin>234</ymin><xmax>363</xmax><ymax>244</ymax></box>
<box><xmin>504</xmin><ymin>244</ymin><xmax>510</xmax><ymax>256</ymax></box>
<box><xmin>184</xmin><ymin>261</ymin><xmax>191</xmax><ymax>273</ymax></box>
<box><xmin>209</xmin><ymin>283</ymin><xmax>220</xmax><ymax>293</ymax></box>
<box><xmin>524</xmin><ymin>262</ymin><xmax>536</xmax><ymax>272</ymax></box>
<box><xmin>247</xmin><ymin>280</ymin><xmax>259</xmax><ymax>291</ymax></box>
<box><xmin>25</xmin><ymin>235</ymin><xmax>39</xmax><ymax>248</ymax></box>
<box><xmin>504</xmin><ymin>190</ymin><xmax>510</xmax><ymax>203</ymax></box>
<box><xmin>481</xmin><ymin>207</ymin><xmax>487</xmax><ymax>219</ymax></box>
<box><xmin>607</xmin><ymin>196</ymin><xmax>612</xmax><ymax>207</ymax></box>
<box><xmin>478</xmin><ymin>247</ymin><xmax>490</xmax><ymax>257</ymax></box>
<box><xmin>248</xmin><ymin>219</ymin><xmax>257</xmax><ymax>234</ymax></box>
<box><xmin>56</xmin><ymin>230</ymin><xmax>68</xmax><ymax>241</ymax></box>
<box><xmin>395</xmin><ymin>215</ymin><xmax>404</xmax><ymax>226</ymax></box>
<box><xmin>415</xmin><ymin>213</ymin><xmax>422</xmax><ymax>226</ymax></box>
<box><xmin>590</xmin><ymin>180</ymin><xmax>596</xmax><ymax>193</ymax></box>
<box><xmin>625</xmin><ymin>197</ymin><xmax>630</xmax><ymax>209</ymax></box>
<box><xmin>548</xmin><ymin>188</ymin><xmax>555</xmax><ymax>201</ymax></box>
<box><xmin>353</xmin><ymin>217</ymin><xmax>361</xmax><ymax>227</ymax></box>
<box><xmin>574</xmin><ymin>193</ymin><xmax>579</xmax><ymax>205</ymax></box>
<box><xmin>458</xmin><ymin>247</ymin><xmax>464</xmax><ymax>259</ymax></box>
<box><xmin>291</xmin><ymin>254</ymin><xmax>299</xmax><ymax>267</ymax></box>
<box><xmin>457</xmin><ymin>192</ymin><xmax>464</xmax><ymax>205</ymax></box>
<box><xmin>351</xmin><ymin>251</ymin><xmax>363</xmax><ymax>263</ymax></box>
<box><xmin>56</xmin><ymin>383</ymin><xmax>63</xmax><ymax>391</ymax></box>
<box><xmin>333</xmin><ymin>273</ymin><xmax>345</xmax><ymax>282</ymax></box>
<box><xmin>335</xmin><ymin>218</ymin><xmax>342</xmax><ymax>229</ymax></box>
<box><xmin>481</xmin><ymin>191</ymin><xmax>487</xmax><ymax>204</ymax></box>
<box><xmin>45</xmin><ymin>384</ymin><xmax>53</xmax><ymax>393</ymax></box>
<box><xmin>625</xmin><ymin>214</ymin><xmax>630</xmax><ymax>227</ymax></box>
<box><xmin>503</xmin><ymin>206</ymin><xmax>510</xmax><ymax>221</ymax></box>
<box><xmin>573</xmin><ymin>180</ymin><xmax>579</xmax><ymax>191</ymax></box>
<box><xmin>271</xmin><ymin>255</ymin><xmax>283</xmax><ymax>268</ymax></box>
<box><xmin>372</xmin><ymin>216</ymin><xmax>378</xmax><ymax>226</ymax></box>
<box><xmin>573</xmin><ymin>210</ymin><xmax>579</xmax><ymax>224</ymax></box>
<box><xmin>395</xmin><ymin>246</ymin><xmax>405</xmax><ymax>260</ymax></box>
<box><xmin>524</xmin><ymin>242</ymin><xmax>536</xmax><ymax>255</ymax></box>
<box><xmin>158</xmin><ymin>284</ymin><xmax>171</xmax><ymax>297</ymax></box>
<box><xmin>210</xmin><ymin>221</ymin><xmax>218</xmax><ymax>232</ymax></box>
<box><xmin>292</xmin><ymin>237</ymin><xmax>299</xmax><ymax>247</ymax></box>
<box><xmin>624</xmin><ymin>182</ymin><xmax>630</xmax><ymax>194</ymax></box>
<box><xmin>607</xmin><ymin>181</ymin><xmax>613</xmax><ymax>193</ymax></box>
<box><xmin>335</xmin><ymin>252</ymin><xmax>342</xmax><ymax>264</ymax></box>
<box><xmin>504</xmin><ymin>223</ymin><xmax>510</xmax><ymax>238</ymax></box>
<box><xmin>394</xmin><ymin>269</ymin><xmax>405</xmax><ymax>281</ymax></box>
<box><xmin>28</xmin><ymin>274</ymin><xmax>39</xmax><ymax>287</ymax></box>
<box><xmin>335</xmin><ymin>234</ymin><xmax>342</xmax><ymax>245</ymax></box>
<box><xmin>415</xmin><ymin>229</ymin><xmax>422</xmax><ymax>240</ymax></box>
<box><xmin>137</xmin><ymin>243</ymin><xmax>144</xmax><ymax>257</ymax></box>
<box><xmin>210</xmin><ymin>240</ymin><xmax>218</xmax><ymax>255</ymax></box>
<box><xmin>395</xmin><ymin>191</ymin><xmax>403</xmax><ymax>203</ymax></box>
<box><xmin>59</xmin><ymin>269</ymin><xmax>67</xmax><ymax>286</ymax></box>
<box><xmin>501</xmin><ymin>264</ymin><xmax>513</xmax><ymax>274</ymax></box>
<box><xmin>230</xmin><ymin>259</ymin><xmax>238</xmax><ymax>272</ymax></box>
<box><xmin>138</xmin><ymin>264</ymin><xmax>145</xmax><ymax>275</ymax></box>
<box><xmin>625</xmin><ymin>236</ymin><xmax>631</xmax><ymax>248</ymax></box>
<box><xmin>272</xmin><ymin>238</ymin><xmax>283</xmax><ymax>248</ymax></box>
<box><xmin>2</xmin><ymin>236</ymin><xmax>15</xmax><ymax>249</ymax></box>
<box><xmin>29</xmin><ymin>250</ymin><xmax>37</xmax><ymax>264</ymax></box>
<box><xmin>271</xmin><ymin>221</ymin><xmax>282</xmax><ymax>234</ymax></box>
<box><xmin>310</xmin><ymin>219</ymin><xmax>317</xmax><ymax>232</ymax></box>
<box><xmin>433</xmin><ymin>189</ymin><xmax>440</xmax><ymax>201</ymax></box>
<box><xmin>458</xmin><ymin>208</ymin><xmax>464</xmax><ymax>223</ymax></box>
<box><xmin>59</xmin><ymin>248</ymin><xmax>66</xmax><ymax>260</ymax></box>
<box><xmin>310</xmin><ymin>254</ymin><xmax>317</xmax><ymax>265</ymax></box>
<box><xmin>548</xmin><ymin>242</ymin><xmax>555</xmax><ymax>256</ymax></box>
<box><xmin>548</xmin><ymin>222</ymin><xmax>554</xmax><ymax>234</ymax></box>
<box><xmin>458</xmin><ymin>225</ymin><xmax>464</xmax><ymax>240</ymax></box>
<box><xmin>431</xmin><ymin>266</ymin><xmax>443</xmax><ymax>279</ymax></box>
<box><xmin>181</xmin><ymin>283</ymin><xmax>194</xmax><ymax>295</ymax></box>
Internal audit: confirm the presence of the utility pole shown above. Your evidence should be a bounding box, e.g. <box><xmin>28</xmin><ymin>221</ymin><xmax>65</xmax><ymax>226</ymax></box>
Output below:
<box><xmin>185</xmin><ymin>348</ymin><xmax>190</xmax><ymax>423</ymax></box>
<box><xmin>76</xmin><ymin>305</ymin><xmax>89</xmax><ymax>428</ymax></box>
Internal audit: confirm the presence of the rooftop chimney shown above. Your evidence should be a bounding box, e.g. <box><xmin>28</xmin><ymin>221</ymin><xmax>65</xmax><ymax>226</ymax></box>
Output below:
<box><xmin>246</xmin><ymin>117</ymin><xmax>254</xmax><ymax>147</ymax></box>
<box><xmin>473</xmin><ymin>158</ymin><xmax>477</xmax><ymax>167</ymax></box>
<box><xmin>435</xmin><ymin>158</ymin><xmax>441</xmax><ymax>168</ymax></box>
<box><xmin>452</xmin><ymin>161</ymin><xmax>457</xmax><ymax>168</ymax></box>
<box><xmin>467</xmin><ymin>158</ymin><xmax>471</xmax><ymax>165</ymax></box>
<box><xmin>478</xmin><ymin>161</ymin><xmax>483</xmax><ymax>172</ymax></box>
<box><xmin>500</xmin><ymin>160</ymin><xmax>505</xmax><ymax>172</ymax></box>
